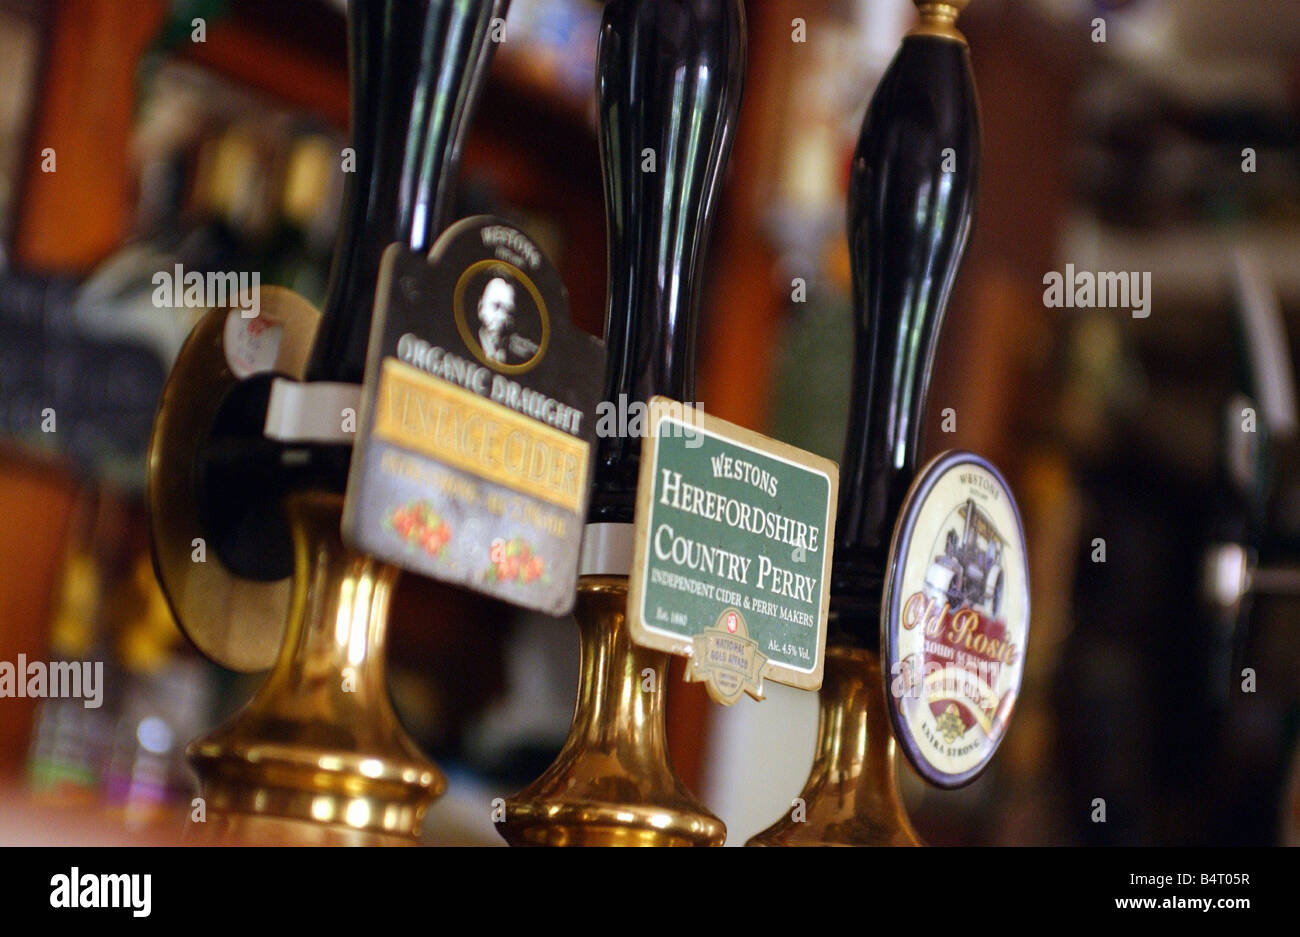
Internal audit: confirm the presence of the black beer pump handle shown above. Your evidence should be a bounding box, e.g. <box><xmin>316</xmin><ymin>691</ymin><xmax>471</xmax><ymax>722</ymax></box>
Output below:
<box><xmin>307</xmin><ymin>0</ymin><xmax>508</xmax><ymax>384</ymax></box>
<box><xmin>588</xmin><ymin>0</ymin><xmax>746</xmax><ymax>523</ymax></box>
<box><xmin>831</xmin><ymin>0</ymin><xmax>981</xmax><ymax>646</ymax></box>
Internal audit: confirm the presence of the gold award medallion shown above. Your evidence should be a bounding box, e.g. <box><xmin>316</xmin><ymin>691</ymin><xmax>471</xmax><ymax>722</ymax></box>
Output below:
<box><xmin>685</xmin><ymin>607</ymin><xmax>767</xmax><ymax>705</ymax></box>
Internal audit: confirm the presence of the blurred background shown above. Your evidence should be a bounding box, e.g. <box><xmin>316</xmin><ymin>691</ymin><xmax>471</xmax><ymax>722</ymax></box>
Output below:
<box><xmin>0</xmin><ymin>0</ymin><xmax>1298</xmax><ymax>845</ymax></box>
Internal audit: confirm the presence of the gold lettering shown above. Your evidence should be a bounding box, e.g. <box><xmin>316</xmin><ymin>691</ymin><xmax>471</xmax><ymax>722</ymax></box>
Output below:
<box><xmin>902</xmin><ymin>592</ymin><xmax>925</xmax><ymax>630</ymax></box>
<box><xmin>372</xmin><ymin>358</ymin><xmax>587</xmax><ymax>512</ymax></box>
<box><xmin>942</xmin><ymin>608</ymin><xmax>1019</xmax><ymax>665</ymax></box>
<box><xmin>923</xmin><ymin>597</ymin><xmax>948</xmax><ymax>637</ymax></box>
<box><xmin>946</xmin><ymin>608</ymin><xmax>979</xmax><ymax>647</ymax></box>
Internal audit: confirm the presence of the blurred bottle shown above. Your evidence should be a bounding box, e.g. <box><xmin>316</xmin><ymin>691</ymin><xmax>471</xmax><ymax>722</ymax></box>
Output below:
<box><xmin>75</xmin><ymin>121</ymin><xmax>278</xmax><ymax>360</ymax></box>
<box><xmin>101</xmin><ymin>551</ymin><xmax>214</xmax><ymax>830</ymax></box>
<box><xmin>261</xmin><ymin>131</ymin><xmax>341</xmax><ymax>306</ymax></box>
<box><xmin>178</xmin><ymin>121</ymin><xmax>276</xmax><ymax>273</ymax></box>
<box><xmin>25</xmin><ymin>494</ymin><xmax>113</xmax><ymax>804</ymax></box>
<box><xmin>64</xmin><ymin>123</ymin><xmax>274</xmax><ymax>488</ymax></box>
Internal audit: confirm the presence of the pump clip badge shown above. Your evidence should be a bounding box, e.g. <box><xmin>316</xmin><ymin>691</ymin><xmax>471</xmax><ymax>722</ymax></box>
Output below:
<box><xmin>343</xmin><ymin>217</ymin><xmax>605</xmax><ymax>616</ymax></box>
<box><xmin>882</xmin><ymin>451</ymin><xmax>1030</xmax><ymax>788</ymax></box>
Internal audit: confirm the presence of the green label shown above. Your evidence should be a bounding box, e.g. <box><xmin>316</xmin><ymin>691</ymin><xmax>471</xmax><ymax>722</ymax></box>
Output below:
<box><xmin>627</xmin><ymin>399</ymin><xmax>836</xmax><ymax>703</ymax></box>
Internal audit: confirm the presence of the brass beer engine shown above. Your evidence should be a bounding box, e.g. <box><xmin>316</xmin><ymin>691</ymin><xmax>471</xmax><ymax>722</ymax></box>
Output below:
<box><xmin>148</xmin><ymin>0</ymin><xmax>505</xmax><ymax>844</ymax></box>
<box><xmin>750</xmin><ymin>0</ymin><xmax>982</xmax><ymax>846</ymax></box>
<box><xmin>499</xmin><ymin>0</ymin><xmax>745</xmax><ymax>846</ymax></box>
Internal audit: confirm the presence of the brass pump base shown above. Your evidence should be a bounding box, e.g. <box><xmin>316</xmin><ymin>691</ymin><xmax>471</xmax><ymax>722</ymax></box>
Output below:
<box><xmin>748</xmin><ymin>645</ymin><xmax>920</xmax><ymax>846</ymax></box>
<box><xmin>500</xmin><ymin>576</ymin><xmax>725</xmax><ymax>846</ymax></box>
<box><xmin>187</xmin><ymin>491</ymin><xmax>444</xmax><ymax>845</ymax></box>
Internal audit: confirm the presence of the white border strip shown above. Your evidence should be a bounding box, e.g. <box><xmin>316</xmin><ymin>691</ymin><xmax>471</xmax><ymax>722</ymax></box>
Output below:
<box><xmin>579</xmin><ymin>522</ymin><xmax>636</xmax><ymax>577</ymax></box>
<box><xmin>264</xmin><ymin>378</ymin><xmax>363</xmax><ymax>443</ymax></box>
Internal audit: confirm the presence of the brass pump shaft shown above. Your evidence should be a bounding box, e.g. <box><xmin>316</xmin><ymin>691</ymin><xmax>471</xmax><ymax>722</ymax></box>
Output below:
<box><xmin>177</xmin><ymin>0</ymin><xmax>506</xmax><ymax>844</ymax></box>
<box><xmin>750</xmin><ymin>0</ymin><xmax>981</xmax><ymax>847</ymax></box>
<box><xmin>500</xmin><ymin>0</ymin><xmax>746</xmax><ymax>847</ymax></box>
